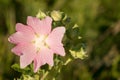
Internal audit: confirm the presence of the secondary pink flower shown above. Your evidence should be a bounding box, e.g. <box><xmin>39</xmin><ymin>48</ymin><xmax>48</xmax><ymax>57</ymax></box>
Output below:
<box><xmin>8</xmin><ymin>16</ymin><xmax>65</xmax><ymax>72</ymax></box>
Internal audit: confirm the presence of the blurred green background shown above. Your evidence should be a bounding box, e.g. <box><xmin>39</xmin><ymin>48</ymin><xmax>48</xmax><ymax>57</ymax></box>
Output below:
<box><xmin>0</xmin><ymin>0</ymin><xmax>120</xmax><ymax>80</ymax></box>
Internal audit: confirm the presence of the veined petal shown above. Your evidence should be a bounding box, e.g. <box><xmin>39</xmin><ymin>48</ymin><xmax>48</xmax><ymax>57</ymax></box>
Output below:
<box><xmin>50</xmin><ymin>45</ymin><xmax>65</xmax><ymax>56</ymax></box>
<box><xmin>20</xmin><ymin>43</ymin><xmax>36</xmax><ymax>68</ymax></box>
<box><xmin>11</xmin><ymin>43</ymin><xmax>26</xmax><ymax>56</ymax></box>
<box><xmin>33</xmin><ymin>47</ymin><xmax>54</xmax><ymax>72</ymax></box>
<box><xmin>27</xmin><ymin>16</ymin><xmax>52</xmax><ymax>35</ymax></box>
<box><xmin>33</xmin><ymin>54</ymin><xmax>43</xmax><ymax>73</ymax></box>
<box><xmin>16</xmin><ymin>23</ymin><xmax>34</xmax><ymax>36</ymax></box>
<box><xmin>8</xmin><ymin>31</ymin><xmax>33</xmax><ymax>44</ymax></box>
<box><xmin>33</xmin><ymin>58</ymin><xmax>40</xmax><ymax>73</ymax></box>
<box><xmin>46</xmin><ymin>27</ymin><xmax>65</xmax><ymax>46</ymax></box>
<box><xmin>46</xmin><ymin>27</ymin><xmax>66</xmax><ymax>56</ymax></box>
<box><xmin>41</xmin><ymin>16</ymin><xmax>52</xmax><ymax>34</ymax></box>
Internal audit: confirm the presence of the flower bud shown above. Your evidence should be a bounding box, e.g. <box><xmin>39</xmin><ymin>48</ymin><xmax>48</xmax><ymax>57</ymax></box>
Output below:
<box><xmin>36</xmin><ymin>10</ymin><xmax>46</xmax><ymax>19</ymax></box>
<box><xmin>51</xmin><ymin>10</ymin><xmax>62</xmax><ymax>21</ymax></box>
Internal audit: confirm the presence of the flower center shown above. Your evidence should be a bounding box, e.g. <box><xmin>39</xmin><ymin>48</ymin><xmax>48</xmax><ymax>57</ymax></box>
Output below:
<box><xmin>32</xmin><ymin>34</ymin><xmax>48</xmax><ymax>52</ymax></box>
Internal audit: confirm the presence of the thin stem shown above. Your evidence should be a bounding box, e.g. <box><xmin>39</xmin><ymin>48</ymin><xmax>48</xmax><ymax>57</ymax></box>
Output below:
<box><xmin>40</xmin><ymin>71</ymin><xmax>49</xmax><ymax>80</ymax></box>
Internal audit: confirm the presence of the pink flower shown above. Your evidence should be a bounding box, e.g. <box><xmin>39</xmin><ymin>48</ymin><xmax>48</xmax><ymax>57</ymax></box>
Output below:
<box><xmin>8</xmin><ymin>16</ymin><xmax>65</xmax><ymax>72</ymax></box>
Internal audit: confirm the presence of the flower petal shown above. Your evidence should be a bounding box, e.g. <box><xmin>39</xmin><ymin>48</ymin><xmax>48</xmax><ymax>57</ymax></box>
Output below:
<box><xmin>41</xmin><ymin>16</ymin><xmax>52</xmax><ymax>34</ymax></box>
<box><xmin>27</xmin><ymin>16</ymin><xmax>52</xmax><ymax>35</ymax></box>
<box><xmin>46</xmin><ymin>27</ymin><xmax>66</xmax><ymax>56</ymax></box>
<box><xmin>46</xmin><ymin>27</ymin><xmax>65</xmax><ymax>46</ymax></box>
<box><xmin>8</xmin><ymin>23</ymin><xmax>35</xmax><ymax>44</ymax></box>
<box><xmin>51</xmin><ymin>45</ymin><xmax>65</xmax><ymax>56</ymax></box>
<box><xmin>33</xmin><ymin>47</ymin><xmax>54</xmax><ymax>72</ymax></box>
<box><xmin>11</xmin><ymin>43</ymin><xmax>25</xmax><ymax>56</ymax></box>
<box><xmin>33</xmin><ymin>59</ymin><xmax>39</xmax><ymax>72</ymax></box>
<box><xmin>20</xmin><ymin>43</ymin><xmax>36</xmax><ymax>68</ymax></box>
<box><xmin>16</xmin><ymin>23</ymin><xmax>34</xmax><ymax>36</ymax></box>
<box><xmin>8</xmin><ymin>31</ymin><xmax>33</xmax><ymax>44</ymax></box>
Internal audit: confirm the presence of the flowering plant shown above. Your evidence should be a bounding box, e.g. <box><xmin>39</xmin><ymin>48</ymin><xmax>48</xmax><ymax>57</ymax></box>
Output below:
<box><xmin>8</xmin><ymin>10</ymin><xmax>87</xmax><ymax>80</ymax></box>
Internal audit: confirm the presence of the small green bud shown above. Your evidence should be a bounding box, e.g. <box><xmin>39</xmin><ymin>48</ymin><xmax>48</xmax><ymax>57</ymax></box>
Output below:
<box><xmin>36</xmin><ymin>10</ymin><xmax>46</xmax><ymax>19</ymax></box>
<box><xmin>51</xmin><ymin>10</ymin><xmax>62</xmax><ymax>21</ymax></box>
<box><xmin>69</xmin><ymin>47</ymin><xmax>87</xmax><ymax>59</ymax></box>
<box><xmin>73</xmin><ymin>24</ymin><xmax>79</xmax><ymax>29</ymax></box>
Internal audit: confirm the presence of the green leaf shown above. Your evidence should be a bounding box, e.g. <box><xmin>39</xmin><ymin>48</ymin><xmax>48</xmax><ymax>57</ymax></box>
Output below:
<box><xmin>11</xmin><ymin>63</ymin><xmax>21</xmax><ymax>72</ymax></box>
<box><xmin>11</xmin><ymin>63</ymin><xmax>31</xmax><ymax>73</ymax></box>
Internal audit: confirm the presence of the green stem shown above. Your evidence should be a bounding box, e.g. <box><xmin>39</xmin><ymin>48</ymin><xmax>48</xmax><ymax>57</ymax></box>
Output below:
<box><xmin>40</xmin><ymin>71</ymin><xmax>49</xmax><ymax>80</ymax></box>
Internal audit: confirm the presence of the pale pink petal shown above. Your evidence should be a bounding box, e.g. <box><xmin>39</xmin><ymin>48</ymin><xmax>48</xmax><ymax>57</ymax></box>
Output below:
<box><xmin>33</xmin><ymin>54</ymin><xmax>44</xmax><ymax>73</ymax></box>
<box><xmin>8</xmin><ymin>31</ymin><xmax>33</xmax><ymax>44</ymax></box>
<box><xmin>41</xmin><ymin>16</ymin><xmax>52</xmax><ymax>34</ymax></box>
<box><xmin>46</xmin><ymin>27</ymin><xmax>66</xmax><ymax>56</ymax></box>
<box><xmin>16</xmin><ymin>23</ymin><xmax>34</xmax><ymax>36</ymax></box>
<box><xmin>11</xmin><ymin>43</ymin><xmax>25</xmax><ymax>56</ymax></box>
<box><xmin>27</xmin><ymin>16</ymin><xmax>41</xmax><ymax>34</ymax></box>
<box><xmin>33</xmin><ymin>59</ymin><xmax>40</xmax><ymax>73</ymax></box>
<box><xmin>20</xmin><ymin>43</ymin><xmax>36</xmax><ymax>68</ymax></box>
<box><xmin>33</xmin><ymin>47</ymin><xmax>54</xmax><ymax>72</ymax></box>
<box><xmin>27</xmin><ymin>16</ymin><xmax>52</xmax><ymax>35</ymax></box>
<box><xmin>8</xmin><ymin>23</ymin><xmax>35</xmax><ymax>44</ymax></box>
<box><xmin>50</xmin><ymin>45</ymin><xmax>65</xmax><ymax>56</ymax></box>
<box><xmin>46</xmin><ymin>27</ymin><xmax>65</xmax><ymax>46</ymax></box>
